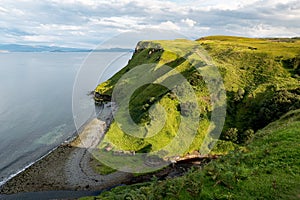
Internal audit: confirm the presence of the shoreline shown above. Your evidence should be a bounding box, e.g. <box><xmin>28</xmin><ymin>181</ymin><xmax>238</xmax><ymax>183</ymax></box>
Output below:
<box><xmin>0</xmin><ymin>105</ymin><xmax>97</xmax><ymax>188</ymax></box>
<box><xmin>0</xmin><ymin>121</ymin><xmax>83</xmax><ymax>188</ymax></box>
<box><xmin>0</xmin><ymin>101</ymin><xmax>213</xmax><ymax>198</ymax></box>
<box><xmin>0</xmin><ymin>102</ymin><xmax>134</xmax><ymax>195</ymax></box>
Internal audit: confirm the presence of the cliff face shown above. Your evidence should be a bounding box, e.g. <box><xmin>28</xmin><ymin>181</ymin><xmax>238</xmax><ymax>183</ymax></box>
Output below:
<box><xmin>94</xmin><ymin>36</ymin><xmax>300</xmax><ymax>155</ymax></box>
<box><xmin>134</xmin><ymin>41</ymin><xmax>164</xmax><ymax>53</ymax></box>
<box><xmin>94</xmin><ymin>92</ymin><xmax>111</xmax><ymax>103</ymax></box>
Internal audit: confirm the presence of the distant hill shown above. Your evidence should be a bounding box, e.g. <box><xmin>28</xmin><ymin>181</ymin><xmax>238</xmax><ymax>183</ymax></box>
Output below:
<box><xmin>0</xmin><ymin>44</ymin><xmax>133</xmax><ymax>52</ymax></box>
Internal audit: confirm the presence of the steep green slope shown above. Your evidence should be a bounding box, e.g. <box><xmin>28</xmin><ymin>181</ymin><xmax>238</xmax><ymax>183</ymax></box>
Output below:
<box><xmin>81</xmin><ymin>109</ymin><xmax>300</xmax><ymax>200</ymax></box>
<box><xmin>95</xmin><ymin>39</ymin><xmax>221</xmax><ymax>156</ymax></box>
<box><xmin>94</xmin><ymin>36</ymin><xmax>300</xmax><ymax>155</ymax></box>
<box><xmin>198</xmin><ymin>36</ymin><xmax>300</xmax><ymax>140</ymax></box>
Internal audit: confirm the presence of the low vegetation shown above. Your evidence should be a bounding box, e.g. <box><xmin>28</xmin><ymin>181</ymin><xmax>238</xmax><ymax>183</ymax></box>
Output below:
<box><xmin>89</xmin><ymin>157</ymin><xmax>117</xmax><ymax>175</ymax></box>
<box><xmin>81</xmin><ymin>109</ymin><xmax>300</xmax><ymax>199</ymax></box>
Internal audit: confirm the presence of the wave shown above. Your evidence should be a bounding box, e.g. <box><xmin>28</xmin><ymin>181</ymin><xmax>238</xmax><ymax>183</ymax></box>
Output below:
<box><xmin>0</xmin><ymin>161</ymin><xmax>35</xmax><ymax>186</ymax></box>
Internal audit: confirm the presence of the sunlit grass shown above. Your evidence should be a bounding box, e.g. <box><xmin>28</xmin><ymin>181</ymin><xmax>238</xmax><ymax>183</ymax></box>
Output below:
<box><xmin>95</xmin><ymin>35</ymin><xmax>300</xmax><ymax>162</ymax></box>
<box><xmin>82</xmin><ymin>109</ymin><xmax>300</xmax><ymax>199</ymax></box>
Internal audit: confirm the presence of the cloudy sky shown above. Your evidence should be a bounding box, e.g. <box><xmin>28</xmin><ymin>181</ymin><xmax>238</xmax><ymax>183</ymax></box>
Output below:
<box><xmin>0</xmin><ymin>0</ymin><xmax>299</xmax><ymax>48</ymax></box>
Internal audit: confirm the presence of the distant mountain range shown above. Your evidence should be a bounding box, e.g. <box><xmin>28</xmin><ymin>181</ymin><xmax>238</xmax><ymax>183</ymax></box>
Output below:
<box><xmin>0</xmin><ymin>44</ymin><xmax>134</xmax><ymax>52</ymax></box>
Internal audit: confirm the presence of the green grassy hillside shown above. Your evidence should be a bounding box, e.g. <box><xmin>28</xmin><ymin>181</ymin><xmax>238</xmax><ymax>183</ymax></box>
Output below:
<box><xmin>198</xmin><ymin>36</ymin><xmax>300</xmax><ymax>139</ymax></box>
<box><xmin>94</xmin><ymin>36</ymin><xmax>300</xmax><ymax>156</ymax></box>
<box><xmin>82</xmin><ymin>109</ymin><xmax>300</xmax><ymax>200</ymax></box>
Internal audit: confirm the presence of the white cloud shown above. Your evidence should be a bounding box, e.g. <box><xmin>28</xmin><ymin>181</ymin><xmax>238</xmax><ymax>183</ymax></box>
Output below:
<box><xmin>11</xmin><ymin>8</ymin><xmax>25</xmax><ymax>16</ymax></box>
<box><xmin>49</xmin><ymin>0</ymin><xmax>100</xmax><ymax>7</ymax></box>
<box><xmin>21</xmin><ymin>35</ymin><xmax>59</xmax><ymax>42</ymax></box>
<box><xmin>0</xmin><ymin>0</ymin><xmax>298</xmax><ymax>47</ymax></box>
<box><xmin>88</xmin><ymin>16</ymin><xmax>144</xmax><ymax>29</ymax></box>
<box><xmin>181</xmin><ymin>18</ymin><xmax>197</xmax><ymax>27</ymax></box>
<box><xmin>70</xmin><ymin>31</ymin><xmax>86</xmax><ymax>36</ymax></box>
<box><xmin>222</xmin><ymin>23</ymin><xmax>300</xmax><ymax>38</ymax></box>
<box><xmin>39</xmin><ymin>24</ymin><xmax>83</xmax><ymax>31</ymax></box>
<box><xmin>156</xmin><ymin>21</ymin><xmax>181</xmax><ymax>31</ymax></box>
<box><xmin>0</xmin><ymin>6</ymin><xmax>8</xmax><ymax>14</ymax></box>
<box><xmin>184</xmin><ymin>0</ymin><xmax>262</xmax><ymax>11</ymax></box>
<box><xmin>249</xmin><ymin>24</ymin><xmax>300</xmax><ymax>37</ymax></box>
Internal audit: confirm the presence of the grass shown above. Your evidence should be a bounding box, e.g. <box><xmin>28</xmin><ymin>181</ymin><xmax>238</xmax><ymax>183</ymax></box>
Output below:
<box><xmin>96</xmin><ymin>39</ymin><xmax>215</xmax><ymax>158</ymax></box>
<box><xmin>81</xmin><ymin>35</ymin><xmax>300</xmax><ymax>199</ymax></box>
<box><xmin>89</xmin><ymin>157</ymin><xmax>117</xmax><ymax>175</ymax></box>
<box><xmin>81</xmin><ymin>109</ymin><xmax>300</xmax><ymax>200</ymax></box>
<box><xmin>94</xmin><ymin>36</ymin><xmax>300</xmax><ymax>157</ymax></box>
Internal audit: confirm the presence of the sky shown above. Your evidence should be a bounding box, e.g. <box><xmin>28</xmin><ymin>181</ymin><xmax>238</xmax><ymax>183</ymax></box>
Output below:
<box><xmin>0</xmin><ymin>0</ymin><xmax>299</xmax><ymax>48</ymax></box>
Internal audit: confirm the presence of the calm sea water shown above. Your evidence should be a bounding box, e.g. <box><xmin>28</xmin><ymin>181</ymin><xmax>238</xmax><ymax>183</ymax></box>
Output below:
<box><xmin>0</xmin><ymin>52</ymin><xmax>132</xmax><ymax>185</ymax></box>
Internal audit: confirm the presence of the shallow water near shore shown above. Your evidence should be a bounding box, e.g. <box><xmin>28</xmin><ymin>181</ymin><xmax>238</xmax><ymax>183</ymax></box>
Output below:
<box><xmin>0</xmin><ymin>52</ymin><xmax>132</xmax><ymax>186</ymax></box>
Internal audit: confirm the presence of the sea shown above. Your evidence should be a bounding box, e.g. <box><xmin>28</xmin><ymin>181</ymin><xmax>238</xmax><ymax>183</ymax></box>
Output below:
<box><xmin>0</xmin><ymin>52</ymin><xmax>132</xmax><ymax>186</ymax></box>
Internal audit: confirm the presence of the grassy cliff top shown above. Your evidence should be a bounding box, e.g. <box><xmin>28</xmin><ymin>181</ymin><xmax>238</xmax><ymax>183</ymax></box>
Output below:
<box><xmin>198</xmin><ymin>35</ymin><xmax>300</xmax><ymax>57</ymax></box>
<box><xmin>96</xmin><ymin>36</ymin><xmax>300</xmax><ymax>95</ymax></box>
<box><xmin>94</xmin><ymin>36</ymin><xmax>299</xmax><ymax>155</ymax></box>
